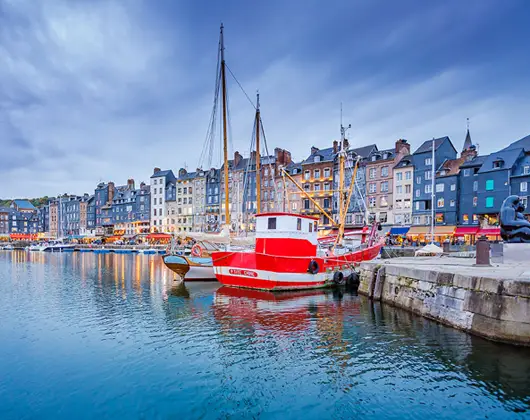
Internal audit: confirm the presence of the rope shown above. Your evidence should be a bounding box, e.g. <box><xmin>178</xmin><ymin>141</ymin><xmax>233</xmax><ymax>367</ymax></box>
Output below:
<box><xmin>225</xmin><ymin>64</ymin><xmax>256</xmax><ymax>110</ymax></box>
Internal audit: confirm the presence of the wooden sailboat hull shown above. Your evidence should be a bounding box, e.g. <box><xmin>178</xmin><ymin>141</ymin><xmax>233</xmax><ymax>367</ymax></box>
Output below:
<box><xmin>163</xmin><ymin>254</ymin><xmax>216</xmax><ymax>281</ymax></box>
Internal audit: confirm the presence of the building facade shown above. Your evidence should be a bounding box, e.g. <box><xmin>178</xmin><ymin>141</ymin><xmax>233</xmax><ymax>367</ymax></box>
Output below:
<box><xmin>392</xmin><ymin>155</ymin><xmax>413</xmax><ymax>226</ymax></box>
<box><xmin>193</xmin><ymin>169</ymin><xmax>207</xmax><ymax>232</ymax></box>
<box><xmin>205</xmin><ymin>168</ymin><xmax>221</xmax><ymax>231</ymax></box>
<box><xmin>150</xmin><ymin>168</ymin><xmax>176</xmax><ymax>233</ymax></box>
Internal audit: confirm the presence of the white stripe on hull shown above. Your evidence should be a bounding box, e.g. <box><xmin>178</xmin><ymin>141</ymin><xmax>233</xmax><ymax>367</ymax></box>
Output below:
<box><xmin>214</xmin><ymin>266</ymin><xmax>353</xmax><ymax>283</ymax></box>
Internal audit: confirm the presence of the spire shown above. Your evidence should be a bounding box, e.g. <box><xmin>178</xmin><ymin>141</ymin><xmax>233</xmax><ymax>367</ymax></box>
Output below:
<box><xmin>463</xmin><ymin>117</ymin><xmax>472</xmax><ymax>151</ymax></box>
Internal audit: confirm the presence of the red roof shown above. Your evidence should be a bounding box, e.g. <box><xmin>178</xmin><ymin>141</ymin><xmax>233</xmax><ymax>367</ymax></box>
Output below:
<box><xmin>255</xmin><ymin>212</ymin><xmax>319</xmax><ymax>221</ymax></box>
<box><xmin>478</xmin><ymin>227</ymin><xmax>501</xmax><ymax>236</ymax></box>
<box><xmin>454</xmin><ymin>226</ymin><xmax>479</xmax><ymax>236</ymax></box>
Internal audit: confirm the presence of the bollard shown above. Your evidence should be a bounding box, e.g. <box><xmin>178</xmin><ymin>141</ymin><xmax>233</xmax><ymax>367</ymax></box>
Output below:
<box><xmin>475</xmin><ymin>235</ymin><xmax>491</xmax><ymax>266</ymax></box>
<box><xmin>442</xmin><ymin>239</ymin><xmax>450</xmax><ymax>253</ymax></box>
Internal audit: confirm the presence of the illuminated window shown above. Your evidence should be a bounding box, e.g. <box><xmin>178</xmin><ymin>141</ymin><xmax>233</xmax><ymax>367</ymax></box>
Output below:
<box><xmin>486</xmin><ymin>180</ymin><xmax>494</xmax><ymax>190</ymax></box>
<box><xmin>437</xmin><ymin>198</ymin><xmax>444</xmax><ymax>208</ymax></box>
<box><xmin>486</xmin><ymin>197</ymin><xmax>494</xmax><ymax>208</ymax></box>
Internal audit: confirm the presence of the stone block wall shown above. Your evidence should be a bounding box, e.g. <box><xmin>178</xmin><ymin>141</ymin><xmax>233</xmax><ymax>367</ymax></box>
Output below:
<box><xmin>358</xmin><ymin>262</ymin><xmax>530</xmax><ymax>346</ymax></box>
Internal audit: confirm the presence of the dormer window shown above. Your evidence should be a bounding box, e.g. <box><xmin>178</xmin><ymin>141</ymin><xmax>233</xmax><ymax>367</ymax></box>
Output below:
<box><xmin>371</xmin><ymin>155</ymin><xmax>377</xmax><ymax>162</ymax></box>
<box><xmin>314</xmin><ymin>155</ymin><xmax>321</xmax><ymax>163</ymax></box>
<box><xmin>492</xmin><ymin>159</ymin><xmax>504</xmax><ymax>169</ymax></box>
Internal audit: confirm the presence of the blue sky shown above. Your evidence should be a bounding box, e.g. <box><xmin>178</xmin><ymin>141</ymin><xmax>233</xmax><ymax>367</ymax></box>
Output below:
<box><xmin>2</xmin><ymin>0</ymin><xmax>530</xmax><ymax>197</ymax></box>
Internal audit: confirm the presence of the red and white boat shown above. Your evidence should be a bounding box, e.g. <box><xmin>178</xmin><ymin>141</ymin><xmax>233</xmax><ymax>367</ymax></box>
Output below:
<box><xmin>212</xmin><ymin>212</ymin><xmax>383</xmax><ymax>291</ymax></box>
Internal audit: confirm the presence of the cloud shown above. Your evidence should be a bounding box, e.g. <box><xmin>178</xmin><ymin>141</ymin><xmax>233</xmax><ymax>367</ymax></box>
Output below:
<box><xmin>1</xmin><ymin>0</ymin><xmax>529</xmax><ymax>198</ymax></box>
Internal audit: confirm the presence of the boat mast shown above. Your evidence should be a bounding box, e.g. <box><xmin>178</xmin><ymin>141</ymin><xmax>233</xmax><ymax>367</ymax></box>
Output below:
<box><xmin>338</xmin><ymin>107</ymin><xmax>351</xmax><ymax>244</ymax></box>
<box><xmin>220</xmin><ymin>24</ymin><xmax>230</xmax><ymax>227</ymax></box>
<box><xmin>255</xmin><ymin>93</ymin><xmax>261</xmax><ymax>215</ymax></box>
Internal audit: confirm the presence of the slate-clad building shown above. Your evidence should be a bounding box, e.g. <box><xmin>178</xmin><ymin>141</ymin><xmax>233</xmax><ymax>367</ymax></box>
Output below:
<box><xmin>205</xmin><ymin>168</ymin><xmax>221</xmax><ymax>231</ymax></box>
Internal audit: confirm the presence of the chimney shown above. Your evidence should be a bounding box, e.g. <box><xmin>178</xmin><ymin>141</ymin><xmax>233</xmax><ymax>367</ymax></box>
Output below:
<box><xmin>153</xmin><ymin>167</ymin><xmax>161</xmax><ymax>175</ymax></box>
<box><xmin>127</xmin><ymin>178</ymin><xmax>135</xmax><ymax>190</ymax></box>
<box><xmin>108</xmin><ymin>182</ymin><xmax>115</xmax><ymax>203</ymax></box>
<box><xmin>395</xmin><ymin>139</ymin><xmax>410</xmax><ymax>154</ymax></box>
<box><xmin>343</xmin><ymin>139</ymin><xmax>349</xmax><ymax>150</ymax></box>
<box><xmin>311</xmin><ymin>146</ymin><xmax>319</xmax><ymax>155</ymax></box>
<box><xmin>333</xmin><ymin>140</ymin><xmax>338</xmax><ymax>154</ymax></box>
<box><xmin>234</xmin><ymin>151</ymin><xmax>242</xmax><ymax>167</ymax></box>
<box><xmin>140</xmin><ymin>182</ymin><xmax>146</xmax><ymax>188</ymax></box>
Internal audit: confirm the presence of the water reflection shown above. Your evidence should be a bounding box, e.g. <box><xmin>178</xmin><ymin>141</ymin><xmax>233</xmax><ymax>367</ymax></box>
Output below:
<box><xmin>0</xmin><ymin>251</ymin><xmax>528</xmax><ymax>418</ymax></box>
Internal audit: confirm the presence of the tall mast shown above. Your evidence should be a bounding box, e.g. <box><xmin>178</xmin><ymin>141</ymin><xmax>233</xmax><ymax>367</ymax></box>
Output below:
<box><xmin>338</xmin><ymin>106</ymin><xmax>350</xmax><ymax>244</ymax></box>
<box><xmin>220</xmin><ymin>24</ymin><xmax>230</xmax><ymax>227</ymax></box>
<box><xmin>255</xmin><ymin>93</ymin><xmax>261</xmax><ymax>215</ymax></box>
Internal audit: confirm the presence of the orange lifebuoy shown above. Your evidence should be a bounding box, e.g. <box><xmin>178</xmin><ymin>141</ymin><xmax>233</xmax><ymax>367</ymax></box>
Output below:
<box><xmin>191</xmin><ymin>244</ymin><xmax>203</xmax><ymax>257</ymax></box>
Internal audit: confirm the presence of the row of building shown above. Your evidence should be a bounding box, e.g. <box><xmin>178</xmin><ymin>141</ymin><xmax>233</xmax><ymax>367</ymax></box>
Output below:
<box><xmin>3</xmin><ymin>128</ymin><xmax>530</xmax><ymax>242</ymax></box>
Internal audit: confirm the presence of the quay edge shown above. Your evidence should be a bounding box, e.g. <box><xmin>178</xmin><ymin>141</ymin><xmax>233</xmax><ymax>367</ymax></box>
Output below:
<box><xmin>358</xmin><ymin>257</ymin><xmax>530</xmax><ymax>346</ymax></box>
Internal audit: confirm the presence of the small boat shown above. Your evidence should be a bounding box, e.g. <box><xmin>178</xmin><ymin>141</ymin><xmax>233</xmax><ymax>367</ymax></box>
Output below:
<box><xmin>93</xmin><ymin>248</ymin><xmax>110</xmax><ymax>254</ymax></box>
<box><xmin>140</xmin><ymin>248</ymin><xmax>157</xmax><ymax>255</ymax></box>
<box><xmin>27</xmin><ymin>244</ymin><xmax>42</xmax><ymax>251</ymax></box>
<box><xmin>162</xmin><ymin>253</ymin><xmax>216</xmax><ymax>280</ymax></box>
<box><xmin>212</xmin><ymin>213</ymin><xmax>383</xmax><ymax>291</ymax></box>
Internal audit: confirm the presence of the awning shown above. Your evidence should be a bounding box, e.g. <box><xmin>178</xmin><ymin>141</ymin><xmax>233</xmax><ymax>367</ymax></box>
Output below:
<box><xmin>10</xmin><ymin>233</ymin><xmax>37</xmax><ymax>240</ymax></box>
<box><xmin>454</xmin><ymin>226</ymin><xmax>479</xmax><ymax>237</ymax></box>
<box><xmin>390</xmin><ymin>226</ymin><xmax>410</xmax><ymax>235</ymax></box>
<box><xmin>407</xmin><ymin>226</ymin><xmax>429</xmax><ymax>236</ymax></box>
<box><xmin>147</xmin><ymin>233</ymin><xmax>171</xmax><ymax>240</ymax></box>
<box><xmin>434</xmin><ymin>225</ymin><xmax>456</xmax><ymax>235</ymax></box>
<box><xmin>478</xmin><ymin>227</ymin><xmax>501</xmax><ymax>236</ymax></box>
<box><xmin>123</xmin><ymin>234</ymin><xmax>136</xmax><ymax>239</ymax></box>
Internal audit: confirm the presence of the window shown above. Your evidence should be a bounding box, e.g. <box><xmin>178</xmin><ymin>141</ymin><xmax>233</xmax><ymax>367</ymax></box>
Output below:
<box><xmin>492</xmin><ymin>160</ymin><xmax>503</xmax><ymax>169</ymax></box>
<box><xmin>304</xmin><ymin>199</ymin><xmax>310</xmax><ymax>210</ymax></box>
<box><xmin>264</xmin><ymin>168</ymin><xmax>269</xmax><ymax>176</ymax></box>
<box><xmin>314</xmin><ymin>169</ymin><xmax>320</xmax><ymax>178</ymax></box>
<box><xmin>415</xmin><ymin>189</ymin><xmax>420</xmax><ymax>198</ymax></box>
<box><xmin>425</xmin><ymin>171</ymin><xmax>432</xmax><ymax>180</ymax></box>
<box><xmin>381</xmin><ymin>166</ymin><xmax>389</xmax><ymax>177</ymax></box>
<box><xmin>436</xmin><ymin>213</ymin><xmax>444</xmax><ymax>223</ymax></box>
<box><xmin>379</xmin><ymin>212</ymin><xmax>388</xmax><ymax>223</ymax></box>
<box><xmin>324</xmin><ymin>183</ymin><xmax>330</xmax><ymax>191</ymax></box>
<box><xmin>413</xmin><ymin>216</ymin><xmax>421</xmax><ymax>225</ymax></box>
<box><xmin>291</xmin><ymin>202</ymin><xmax>297</xmax><ymax>211</ymax></box>
<box><xmin>473</xmin><ymin>181</ymin><xmax>478</xmax><ymax>192</ymax></box>
<box><xmin>304</xmin><ymin>171</ymin><xmax>310</xmax><ymax>181</ymax></box>
<box><xmin>404</xmin><ymin>199</ymin><xmax>411</xmax><ymax>208</ymax></box>
<box><xmin>154</xmin><ymin>209</ymin><xmax>157</xmax><ymax>216</ymax></box>
<box><xmin>450</xmin><ymin>184</ymin><xmax>456</xmax><ymax>191</ymax></box>
<box><xmin>402</xmin><ymin>171</ymin><xmax>409</xmax><ymax>180</ymax></box>
<box><xmin>521</xmin><ymin>182</ymin><xmax>528</xmax><ymax>193</ymax></box>
<box><xmin>369</xmin><ymin>168</ymin><xmax>377</xmax><ymax>179</ymax></box>
<box><xmin>463</xmin><ymin>214</ymin><xmax>469</xmax><ymax>224</ymax></box>
<box><xmin>486</xmin><ymin>197</ymin><xmax>494</xmax><ymax>208</ymax></box>
<box><xmin>425</xmin><ymin>184</ymin><xmax>432</xmax><ymax>194</ymax></box>
<box><xmin>368</xmin><ymin>197</ymin><xmax>376</xmax><ymax>207</ymax></box>
<box><xmin>369</xmin><ymin>183</ymin><xmax>376</xmax><ymax>193</ymax></box>
<box><xmin>159</xmin><ymin>188</ymin><xmax>162</xmax><ymax>194</ymax></box>
<box><xmin>437</xmin><ymin>198</ymin><xmax>444</xmax><ymax>208</ymax></box>
<box><xmin>304</xmin><ymin>184</ymin><xmax>310</xmax><ymax>192</ymax></box>
<box><xmin>450</xmin><ymin>200</ymin><xmax>455</xmax><ymax>207</ymax></box>
<box><xmin>297</xmin><ymin>218</ymin><xmax>302</xmax><ymax>231</ymax></box>
<box><xmin>524</xmin><ymin>166</ymin><xmax>530</xmax><ymax>175</ymax></box>
<box><xmin>268</xmin><ymin>218</ymin><xmax>276</xmax><ymax>229</ymax></box>
<box><xmin>314</xmin><ymin>184</ymin><xmax>321</xmax><ymax>192</ymax></box>
<box><xmin>309</xmin><ymin>222</ymin><xmax>313</xmax><ymax>232</ymax></box>
<box><xmin>323</xmin><ymin>198</ymin><xmax>330</xmax><ymax>208</ymax></box>
<box><xmin>380</xmin><ymin>196</ymin><xmax>388</xmax><ymax>207</ymax></box>
<box><xmin>436</xmin><ymin>183</ymin><xmax>444</xmax><ymax>192</ymax></box>
<box><xmin>395</xmin><ymin>200</ymin><xmax>402</xmax><ymax>209</ymax></box>
<box><xmin>405</xmin><ymin>185</ymin><xmax>411</xmax><ymax>194</ymax></box>
<box><xmin>463</xmin><ymin>169</ymin><xmax>470</xmax><ymax>177</ymax></box>
<box><xmin>473</xmin><ymin>197</ymin><xmax>478</xmax><ymax>207</ymax></box>
<box><xmin>425</xmin><ymin>157</ymin><xmax>432</xmax><ymax>166</ymax></box>
<box><xmin>396</xmin><ymin>173</ymin><xmax>403</xmax><ymax>181</ymax></box>
<box><xmin>314</xmin><ymin>155</ymin><xmax>321</xmax><ymax>163</ymax></box>
<box><xmin>324</xmin><ymin>168</ymin><xmax>330</xmax><ymax>177</ymax></box>
<box><xmin>381</xmin><ymin>181</ymin><xmax>389</xmax><ymax>192</ymax></box>
<box><xmin>486</xmin><ymin>180</ymin><xmax>494</xmax><ymax>191</ymax></box>
<box><xmin>473</xmin><ymin>214</ymin><xmax>478</xmax><ymax>223</ymax></box>
<box><xmin>416</xmin><ymin>176</ymin><xmax>422</xmax><ymax>184</ymax></box>
<box><xmin>396</xmin><ymin>185</ymin><xmax>403</xmax><ymax>194</ymax></box>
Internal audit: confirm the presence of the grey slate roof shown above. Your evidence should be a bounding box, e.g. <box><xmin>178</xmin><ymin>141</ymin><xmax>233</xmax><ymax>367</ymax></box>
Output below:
<box><xmin>459</xmin><ymin>155</ymin><xmax>488</xmax><ymax>169</ymax></box>
<box><xmin>302</xmin><ymin>147</ymin><xmax>335</xmax><ymax>164</ymax></box>
<box><xmin>394</xmin><ymin>154</ymin><xmax>413</xmax><ymax>168</ymax></box>
<box><xmin>413</xmin><ymin>136</ymin><xmax>455</xmax><ymax>155</ymax></box>
<box><xmin>501</xmin><ymin>134</ymin><xmax>530</xmax><ymax>152</ymax></box>
<box><xmin>150</xmin><ymin>169</ymin><xmax>176</xmax><ymax>180</ymax></box>
<box><xmin>351</xmin><ymin>144</ymin><xmax>378</xmax><ymax>158</ymax></box>
<box><xmin>478</xmin><ymin>148</ymin><xmax>524</xmax><ymax>174</ymax></box>
<box><xmin>13</xmin><ymin>199</ymin><xmax>36</xmax><ymax>210</ymax></box>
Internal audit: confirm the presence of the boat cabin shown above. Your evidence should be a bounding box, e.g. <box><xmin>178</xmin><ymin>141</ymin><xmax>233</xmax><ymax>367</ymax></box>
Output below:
<box><xmin>255</xmin><ymin>212</ymin><xmax>318</xmax><ymax>257</ymax></box>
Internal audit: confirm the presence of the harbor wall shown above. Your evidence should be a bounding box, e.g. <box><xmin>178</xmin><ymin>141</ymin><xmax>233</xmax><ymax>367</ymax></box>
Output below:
<box><xmin>358</xmin><ymin>260</ymin><xmax>530</xmax><ymax>346</ymax></box>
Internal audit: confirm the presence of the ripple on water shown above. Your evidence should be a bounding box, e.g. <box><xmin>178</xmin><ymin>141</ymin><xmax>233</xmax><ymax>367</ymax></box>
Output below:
<box><xmin>0</xmin><ymin>252</ymin><xmax>529</xmax><ymax>419</ymax></box>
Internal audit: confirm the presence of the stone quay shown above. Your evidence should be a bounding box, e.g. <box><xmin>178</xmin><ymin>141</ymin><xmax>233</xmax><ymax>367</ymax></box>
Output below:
<box><xmin>358</xmin><ymin>256</ymin><xmax>530</xmax><ymax>346</ymax></box>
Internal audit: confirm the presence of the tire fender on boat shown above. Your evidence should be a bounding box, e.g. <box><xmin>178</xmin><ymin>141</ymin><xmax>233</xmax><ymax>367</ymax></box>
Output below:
<box><xmin>333</xmin><ymin>271</ymin><xmax>345</xmax><ymax>285</ymax></box>
<box><xmin>307</xmin><ymin>260</ymin><xmax>319</xmax><ymax>274</ymax></box>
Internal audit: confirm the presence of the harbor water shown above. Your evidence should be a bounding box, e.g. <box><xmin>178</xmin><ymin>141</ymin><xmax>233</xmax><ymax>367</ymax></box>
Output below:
<box><xmin>0</xmin><ymin>251</ymin><xmax>528</xmax><ymax>419</ymax></box>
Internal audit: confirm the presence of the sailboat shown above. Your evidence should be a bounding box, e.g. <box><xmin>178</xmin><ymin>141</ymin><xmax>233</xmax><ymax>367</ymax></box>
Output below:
<box><xmin>163</xmin><ymin>24</ymin><xmax>255</xmax><ymax>280</ymax></box>
<box><xmin>210</xmin><ymin>122</ymin><xmax>385</xmax><ymax>291</ymax></box>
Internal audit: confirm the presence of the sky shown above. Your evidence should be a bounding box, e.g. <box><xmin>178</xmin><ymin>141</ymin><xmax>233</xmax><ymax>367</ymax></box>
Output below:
<box><xmin>2</xmin><ymin>0</ymin><xmax>530</xmax><ymax>198</ymax></box>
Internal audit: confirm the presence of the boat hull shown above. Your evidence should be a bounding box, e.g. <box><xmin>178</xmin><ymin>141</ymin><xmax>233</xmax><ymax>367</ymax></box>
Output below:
<box><xmin>212</xmin><ymin>241</ymin><xmax>383</xmax><ymax>291</ymax></box>
<box><xmin>163</xmin><ymin>255</ymin><xmax>216</xmax><ymax>281</ymax></box>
